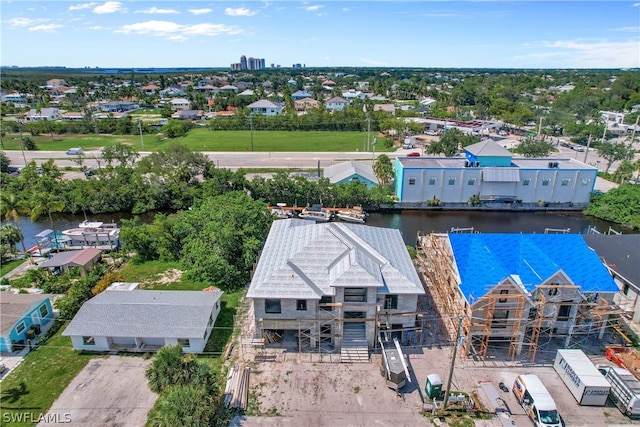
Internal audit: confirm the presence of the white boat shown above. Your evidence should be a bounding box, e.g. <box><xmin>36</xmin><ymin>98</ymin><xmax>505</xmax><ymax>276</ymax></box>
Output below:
<box><xmin>336</xmin><ymin>206</ymin><xmax>368</xmax><ymax>223</ymax></box>
<box><xmin>270</xmin><ymin>203</ymin><xmax>294</xmax><ymax>219</ymax></box>
<box><xmin>61</xmin><ymin>220</ymin><xmax>120</xmax><ymax>248</ymax></box>
<box><xmin>298</xmin><ymin>204</ymin><xmax>332</xmax><ymax>222</ymax></box>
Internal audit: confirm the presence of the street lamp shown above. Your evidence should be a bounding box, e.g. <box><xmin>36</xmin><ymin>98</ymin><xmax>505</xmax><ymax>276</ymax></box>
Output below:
<box><xmin>537</xmin><ymin>116</ymin><xmax>544</xmax><ymax>138</ymax></box>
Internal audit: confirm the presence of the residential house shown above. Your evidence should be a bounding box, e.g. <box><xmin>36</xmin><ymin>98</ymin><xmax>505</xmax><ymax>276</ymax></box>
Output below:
<box><xmin>294</xmin><ymin>97</ymin><xmax>319</xmax><ymax>113</ymax></box>
<box><xmin>601</xmin><ymin>110</ymin><xmax>626</xmax><ymax>125</ymax></box>
<box><xmin>171</xmin><ymin>109</ymin><xmax>203</xmax><ymax>120</ymax></box>
<box><xmin>0</xmin><ymin>293</ymin><xmax>55</xmax><ymax>353</ymax></box>
<box><xmin>218</xmin><ymin>85</ymin><xmax>238</xmax><ymax>93</ymax></box>
<box><xmin>583</xmin><ymin>234</ymin><xmax>640</xmax><ymax>325</ymax></box>
<box><xmin>394</xmin><ymin>138</ymin><xmax>597</xmax><ymax>208</ymax></box>
<box><xmin>2</xmin><ymin>92</ymin><xmax>29</xmax><ymax>107</ymax></box>
<box><xmin>38</xmin><ymin>248</ymin><xmax>102</xmax><ymax>277</ymax></box>
<box><xmin>170</xmin><ymin>98</ymin><xmax>190</xmax><ymax>111</ymax></box>
<box><xmin>99</xmin><ymin>101</ymin><xmax>139</xmax><ymax>113</ymax></box>
<box><xmin>62</xmin><ymin>289</ymin><xmax>223</xmax><ymax>354</ymax></box>
<box><xmin>25</xmin><ymin>107</ymin><xmax>62</xmax><ymax>121</ymax></box>
<box><xmin>142</xmin><ymin>84</ymin><xmax>160</xmax><ymax>95</ymax></box>
<box><xmin>238</xmin><ymin>89</ymin><xmax>255</xmax><ymax>97</ymax></box>
<box><xmin>291</xmin><ymin>90</ymin><xmax>312</xmax><ymax>101</ymax></box>
<box><xmin>325</xmin><ymin>96</ymin><xmax>349</xmax><ymax>111</ymax></box>
<box><xmin>342</xmin><ymin>89</ymin><xmax>365</xmax><ymax>101</ymax></box>
<box><xmin>323</xmin><ymin>161</ymin><xmax>378</xmax><ymax>188</ymax></box>
<box><xmin>62</xmin><ymin>112</ymin><xmax>85</xmax><ymax>121</ymax></box>
<box><xmin>322</xmin><ymin>80</ymin><xmax>336</xmax><ymax>90</ymax></box>
<box><xmin>247</xmin><ymin>99</ymin><xmax>284</xmax><ymax>116</ymax></box>
<box><xmin>247</xmin><ymin>219</ymin><xmax>425</xmax><ymax>362</ymax></box>
<box><xmin>46</xmin><ymin>78</ymin><xmax>67</xmax><ymax>88</ymax></box>
<box><xmin>418</xmin><ymin>233</ymin><xmax>620</xmax><ymax>359</ymax></box>
<box><xmin>159</xmin><ymin>86</ymin><xmax>185</xmax><ymax>97</ymax></box>
<box><xmin>373</xmin><ymin>104</ymin><xmax>396</xmax><ymax>115</ymax></box>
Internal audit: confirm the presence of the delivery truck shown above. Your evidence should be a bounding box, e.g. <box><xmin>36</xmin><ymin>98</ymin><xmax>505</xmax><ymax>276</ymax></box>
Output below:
<box><xmin>553</xmin><ymin>349</ymin><xmax>611</xmax><ymax>406</ymax></box>
<box><xmin>597</xmin><ymin>364</ymin><xmax>640</xmax><ymax>417</ymax></box>
<box><xmin>512</xmin><ymin>374</ymin><xmax>562</xmax><ymax>427</ymax></box>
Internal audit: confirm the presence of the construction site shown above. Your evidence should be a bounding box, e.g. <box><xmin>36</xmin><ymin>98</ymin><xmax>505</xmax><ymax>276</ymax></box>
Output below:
<box><xmin>415</xmin><ymin>232</ymin><xmax>631</xmax><ymax>364</ymax></box>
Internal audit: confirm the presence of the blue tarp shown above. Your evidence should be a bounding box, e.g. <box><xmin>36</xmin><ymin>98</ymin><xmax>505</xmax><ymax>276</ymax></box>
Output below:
<box><xmin>448</xmin><ymin>234</ymin><xmax>619</xmax><ymax>303</ymax></box>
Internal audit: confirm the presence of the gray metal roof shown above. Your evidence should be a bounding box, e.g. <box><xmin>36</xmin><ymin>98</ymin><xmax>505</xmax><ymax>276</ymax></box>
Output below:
<box><xmin>482</xmin><ymin>168</ymin><xmax>520</xmax><ymax>182</ymax></box>
<box><xmin>323</xmin><ymin>161</ymin><xmax>378</xmax><ymax>184</ymax></box>
<box><xmin>62</xmin><ymin>290</ymin><xmax>222</xmax><ymax>339</ymax></box>
<box><xmin>582</xmin><ymin>234</ymin><xmax>640</xmax><ymax>288</ymax></box>
<box><xmin>465</xmin><ymin>138</ymin><xmax>513</xmax><ymax>157</ymax></box>
<box><xmin>247</xmin><ymin>220</ymin><xmax>424</xmax><ymax>299</ymax></box>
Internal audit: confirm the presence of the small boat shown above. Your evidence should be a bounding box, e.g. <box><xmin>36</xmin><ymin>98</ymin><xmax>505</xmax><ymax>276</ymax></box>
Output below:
<box><xmin>336</xmin><ymin>206</ymin><xmax>368</xmax><ymax>224</ymax></box>
<box><xmin>270</xmin><ymin>203</ymin><xmax>294</xmax><ymax>219</ymax></box>
<box><xmin>60</xmin><ymin>220</ymin><xmax>120</xmax><ymax>249</ymax></box>
<box><xmin>298</xmin><ymin>204</ymin><xmax>332</xmax><ymax>222</ymax></box>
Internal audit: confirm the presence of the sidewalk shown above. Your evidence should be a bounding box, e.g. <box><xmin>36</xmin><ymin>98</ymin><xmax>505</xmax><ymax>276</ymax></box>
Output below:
<box><xmin>594</xmin><ymin>176</ymin><xmax>620</xmax><ymax>193</ymax></box>
<box><xmin>1</xmin><ymin>256</ymin><xmax>46</xmax><ymax>281</ymax></box>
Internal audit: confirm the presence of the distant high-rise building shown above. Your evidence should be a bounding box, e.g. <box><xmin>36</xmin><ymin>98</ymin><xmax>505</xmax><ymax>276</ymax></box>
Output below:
<box><xmin>240</xmin><ymin>55</ymin><xmax>247</xmax><ymax>70</ymax></box>
<box><xmin>231</xmin><ymin>55</ymin><xmax>266</xmax><ymax>70</ymax></box>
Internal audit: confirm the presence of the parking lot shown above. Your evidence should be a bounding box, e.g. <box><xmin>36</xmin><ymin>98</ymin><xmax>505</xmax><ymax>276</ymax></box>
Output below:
<box><xmin>40</xmin><ymin>356</ymin><xmax>157</xmax><ymax>427</ymax></box>
<box><xmin>240</xmin><ymin>347</ymin><xmax>636</xmax><ymax>427</ymax></box>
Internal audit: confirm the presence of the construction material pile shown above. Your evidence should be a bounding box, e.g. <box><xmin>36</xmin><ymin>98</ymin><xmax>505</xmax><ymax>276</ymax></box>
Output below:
<box><xmin>224</xmin><ymin>364</ymin><xmax>250</xmax><ymax>410</ymax></box>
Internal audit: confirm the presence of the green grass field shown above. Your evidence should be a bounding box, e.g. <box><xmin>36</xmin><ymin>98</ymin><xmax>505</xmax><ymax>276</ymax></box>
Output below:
<box><xmin>0</xmin><ymin>259</ymin><xmax>25</xmax><ymax>277</ymax></box>
<box><xmin>1</xmin><ymin>128</ymin><xmax>394</xmax><ymax>153</ymax></box>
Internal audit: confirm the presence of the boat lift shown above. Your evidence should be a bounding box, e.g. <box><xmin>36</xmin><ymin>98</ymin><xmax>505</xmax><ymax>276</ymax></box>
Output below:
<box><xmin>379</xmin><ymin>337</ymin><xmax>411</xmax><ymax>395</ymax></box>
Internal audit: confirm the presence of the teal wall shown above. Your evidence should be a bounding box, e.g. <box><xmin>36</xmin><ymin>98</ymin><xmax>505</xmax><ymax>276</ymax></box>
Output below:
<box><xmin>0</xmin><ymin>299</ymin><xmax>54</xmax><ymax>352</ymax></box>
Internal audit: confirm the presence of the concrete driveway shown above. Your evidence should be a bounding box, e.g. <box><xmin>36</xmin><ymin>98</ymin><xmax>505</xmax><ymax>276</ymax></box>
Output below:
<box><xmin>40</xmin><ymin>356</ymin><xmax>157</xmax><ymax>426</ymax></box>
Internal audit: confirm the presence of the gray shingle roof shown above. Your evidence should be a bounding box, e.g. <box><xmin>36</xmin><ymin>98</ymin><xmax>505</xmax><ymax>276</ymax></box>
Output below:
<box><xmin>323</xmin><ymin>161</ymin><xmax>378</xmax><ymax>184</ymax></box>
<box><xmin>247</xmin><ymin>220</ymin><xmax>424</xmax><ymax>299</ymax></box>
<box><xmin>62</xmin><ymin>290</ymin><xmax>222</xmax><ymax>339</ymax></box>
<box><xmin>583</xmin><ymin>234</ymin><xmax>640</xmax><ymax>288</ymax></box>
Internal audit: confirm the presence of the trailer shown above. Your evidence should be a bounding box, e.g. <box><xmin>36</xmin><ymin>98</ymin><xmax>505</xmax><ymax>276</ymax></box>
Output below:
<box><xmin>553</xmin><ymin>349</ymin><xmax>610</xmax><ymax>406</ymax></box>
<box><xmin>379</xmin><ymin>337</ymin><xmax>411</xmax><ymax>393</ymax></box>
<box><xmin>606</xmin><ymin>346</ymin><xmax>640</xmax><ymax>380</ymax></box>
<box><xmin>597</xmin><ymin>364</ymin><xmax>640</xmax><ymax>417</ymax></box>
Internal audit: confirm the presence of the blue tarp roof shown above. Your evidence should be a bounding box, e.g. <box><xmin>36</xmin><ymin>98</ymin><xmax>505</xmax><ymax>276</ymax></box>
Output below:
<box><xmin>448</xmin><ymin>234</ymin><xmax>619</xmax><ymax>304</ymax></box>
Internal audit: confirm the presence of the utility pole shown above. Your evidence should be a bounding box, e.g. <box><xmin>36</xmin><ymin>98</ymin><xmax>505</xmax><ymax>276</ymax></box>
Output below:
<box><xmin>629</xmin><ymin>115</ymin><xmax>639</xmax><ymax>148</ymax></box>
<box><xmin>372</xmin><ymin>137</ymin><xmax>377</xmax><ymax>165</ymax></box>
<box><xmin>138</xmin><ymin>118</ymin><xmax>144</xmax><ymax>152</ymax></box>
<box><xmin>583</xmin><ymin>134</ymin><xmax>592</xmax><ymax>163</ymax></box>
<box><xmin>250</xmin><ymin>115</ymin><xmax>254</xmax><ymax>152</ymax></box>
<box><xmin>443</xmin><ymin>316</ymin><xmax>464</xmax><ymax>409</ymax></box>
<box><xmin>538</xmin><ymin>116</ymin><xmax>544</xmax><ymax>138</ymax></box>
<box><xmin>18</xmin><ymin>120</ymin><xmax>27</xmax><ymax>165</ymax></box>
<box><xmin>367</xmin><ymin>116</ymin><xmax>371</xmax><ymax>152</ymax></box>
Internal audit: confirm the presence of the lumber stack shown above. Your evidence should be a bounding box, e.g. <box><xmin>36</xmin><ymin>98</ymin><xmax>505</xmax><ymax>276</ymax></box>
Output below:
<box><xmin>262</xmin><ymin>330</ymin><xmax>282</xmax><ymax>344</ymax></box>
<box><xmin>224</xmin><ymin>364</ymin><xmax>250</xmax><ymax>410</ymax></box>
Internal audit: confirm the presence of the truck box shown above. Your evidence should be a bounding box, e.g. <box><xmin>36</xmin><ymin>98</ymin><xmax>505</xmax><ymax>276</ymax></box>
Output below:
<box><xmin>554</xmin><ymin>349</ymin><xmax>610</xmax><ymax>406</ymax></box>
<box><xmin>597</xmin><ymin>364</ymin><xmax>640</xmax><ymax>417</ymax></box>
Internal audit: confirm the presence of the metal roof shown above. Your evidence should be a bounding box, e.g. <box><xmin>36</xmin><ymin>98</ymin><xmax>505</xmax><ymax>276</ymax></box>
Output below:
<box><xmin>323</xmin><ymin>161</ymin><xmax>378</xmax><ymax>184</ymax></box>
<box><xmin>582</xmin><ymin>234</ymin><xmax>640</xmax><ymax>288</ymax></box>
<box><xmin>247</xmin><ymin>220</ymin><xmax>424</xmax><ymax>299</ymax></box>
<box><xmin>38</xmin><ymin>248</ymin><xmax>102</xmax><ymax>268</ymax></box>
<box><xmin>482</xmin><ymin>168</ymin><xmax>520</xmax><ymax>182</ymax></box>
<box><xmin>465</xmin><ymin>138</ymin><xmax>513</xmax><ymax>157</ymax></box>
<box><xmin>448</xmin><ymin>234</ymin><xmax>619</xmax><ymax>304</ymax></box>
<box><xmin>62</xmin><ymin>290</ymin><xmax>222</xmax><ymax>339</ymax></box>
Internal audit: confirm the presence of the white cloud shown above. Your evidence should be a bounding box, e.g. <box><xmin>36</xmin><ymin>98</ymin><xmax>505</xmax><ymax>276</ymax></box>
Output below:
<box><xmin>225</xmin><ymin>7</ymin><xmax>257</xmax><ymax>16</ymax></box>
<box><xmin>135</xmin><ymin>7</ymin><xmax>179</xmax><ymax>15</ymax></box>
<box><xmin>342</xmin><ymin>8</ymin><xmax>350</xmax><ymax>12</ymax></box>
<box><xmin>612</xmin><ymin>26</ymin><xmax>640</xmax><ymax>33</ymax></box>
<box><xmin>359</xmin><ymin>57</ymin><xmax>389</xmax><ymax>66</ymax></box>
<box><xmin>517</xmin><ymin>39</ymin><xmax>640</xmax><ymax>68</ymax></box>
<box><xmin>93</xmin><ymin>1</ymin><xmax>126</xmax><ymax>14</ymax></box>
<box><xmin>8</xmin><ymin>17</ymin><xmax>34</xmax><ymax>27</ymax></box>
<box><xmin>28</xmin><ymin>24</ymin><xmax>63</xmax><ymax>32</ymax></box>
<box><xmin>117</xmin><ymin>20</ymin><xmax>242</xmax><ymax>38</ymax></box>
<box><xmin>634</xmin><ymin>2</ymin><xmax>640</xmax><ymax>6</ymax></box>
<box><xmin>188</xmin><ymin>8</ymin><xmax>212</xmax><ymax>15</ymax></box>
<box><xmin>69</xmin><ymin>2</ymin><xmax>96</xmax><ymax>11</ymax></box>
<box><xmin>304</xmin><ymin>5</ymin><xmax>324</xmax><ymax>12</ymax></box>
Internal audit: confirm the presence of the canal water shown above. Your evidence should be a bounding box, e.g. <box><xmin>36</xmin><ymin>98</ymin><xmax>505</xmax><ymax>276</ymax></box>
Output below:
<box><xmin>7</xmin><ymin>210</ymin><xmax>632</xmax><ymax>249</ymax></box>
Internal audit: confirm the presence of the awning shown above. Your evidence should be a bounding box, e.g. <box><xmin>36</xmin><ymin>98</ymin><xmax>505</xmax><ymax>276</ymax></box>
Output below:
<box><xmin>483</xmin><ymin>168</ymin><xmax>520</xmax><ymax>182</ymax></box>
<box><xmin>35</xmin><ymin>229</ymin><xmax>54</xmax><ymax>238</ymax></box>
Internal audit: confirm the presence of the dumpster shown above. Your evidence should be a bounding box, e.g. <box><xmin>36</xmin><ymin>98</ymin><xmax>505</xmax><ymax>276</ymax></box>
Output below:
<box><xmin>425</xmin><ymin>373</ymin><xmax>443</xmax><ymax>399</ymax></box>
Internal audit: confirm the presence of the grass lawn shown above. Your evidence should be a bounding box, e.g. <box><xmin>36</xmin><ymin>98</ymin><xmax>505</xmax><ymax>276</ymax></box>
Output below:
<box><xmin>2</xmin><ymin>128</ymin><xmax>395</xmax><ymax>153</ymax></box>
<box><xmin>0</xmin><ymin>330</ymin><xmax>98</xmax><ymax>427</ymax></box>
<box><xmin>118</xmin><ymin>260</ymin><xmax>208</xmax><ymax>291</ymax></box>
<box><xmin>0</xmin><ymin>258</ymin><xmax>25</xmax><ymax>277</ymax></box>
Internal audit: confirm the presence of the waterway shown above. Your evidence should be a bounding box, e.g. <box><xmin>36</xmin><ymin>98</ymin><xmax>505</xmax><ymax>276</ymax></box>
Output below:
<box><xmin>5</xmin><ymin>209</ymin><xmax>632</xmax><ymax>249</ymax></box>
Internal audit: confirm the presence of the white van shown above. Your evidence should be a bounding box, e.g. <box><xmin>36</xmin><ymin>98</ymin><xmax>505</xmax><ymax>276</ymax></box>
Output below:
<box><xmin>513</xmin><ymin>375</ymin><xmax>562</xmax><ymax>427</ymax></box>
<box><xmin>66</xmin><ymin>147</ymin><xmax>83</xmax><ymax>155</ymax></box>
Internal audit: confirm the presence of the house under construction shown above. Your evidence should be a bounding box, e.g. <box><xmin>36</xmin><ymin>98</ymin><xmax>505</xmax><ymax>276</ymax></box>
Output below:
<box><xmin>416</xmin><ymin>232</ymin><xmax>622</xmax><ymax>362</ymax></box>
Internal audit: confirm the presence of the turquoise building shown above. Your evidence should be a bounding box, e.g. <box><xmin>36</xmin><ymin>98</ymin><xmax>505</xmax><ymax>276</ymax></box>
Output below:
<box><xmin>0</xmin><ymin>293</ymin><xmax>55</xmax><ymax>353</ymax></box>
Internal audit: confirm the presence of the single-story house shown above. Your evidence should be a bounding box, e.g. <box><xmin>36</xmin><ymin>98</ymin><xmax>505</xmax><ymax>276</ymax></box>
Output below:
<box><xmin>373</xmin><ymin>104</ymin><xmax>396</xmax><ymax>115</ymax></box>
<box><xmin>291</xmin><ymin>90</ymin><xmax>312</xmax><ymax>101</ymax></box>
<box><xmin>323</xmin><ymin>161</ymin><xmax>378</xmax><ymax>188</ymax></box>
<box><xmin>171</xmin><ymin>109</ymin><xmax>203</xmax><ymax>120</ymax></box>
<box><xmin>62</xmin><ymin>289</ymin><xmax>223</xmax><ymax>354</ymax></box>
<box><xmin>247</xmin><ymin>99</ymin><xmax>284</xmax><ymax>116</ymax></box>
<box><xmin>1</xmin><ymin>293</ymin><xmax>55</xmax><ymax>353</ymax></box>
<box><xmin>25</xmin><ymin>107</ymin><xmax>62</xmax><ymax>121</ymax></box>
<box><xmin>38</xmin><ymin>248</ymin><xmax>102</xmax><ymax>276</ymax></box>
<box><xmin>99</xmin><ymin>101</ymin><xmax>139</xmax><ymax>113</ymax></box>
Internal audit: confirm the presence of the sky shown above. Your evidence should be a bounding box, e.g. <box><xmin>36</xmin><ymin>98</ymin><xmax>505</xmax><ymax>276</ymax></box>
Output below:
<box><xmin>1</xmin><ymin>1</ymin><xmax>639</xmax><ymax>69</ymax></box>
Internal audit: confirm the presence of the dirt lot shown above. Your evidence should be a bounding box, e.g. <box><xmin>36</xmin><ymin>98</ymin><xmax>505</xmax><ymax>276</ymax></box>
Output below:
<box><xmin>39</xmin><ymin>356</ymin><xmax>157</xmax><ymax>427</ymax></box>
<box><xmin>238</xmin><ymin>347</ymin><xmax>638</xmax><ymax>427</ymax></box>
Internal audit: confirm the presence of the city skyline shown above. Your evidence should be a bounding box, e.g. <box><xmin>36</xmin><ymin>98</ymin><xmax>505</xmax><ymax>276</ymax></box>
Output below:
<box><xmin>1</xmin><ymin>1</ymin><xmax>639</xmax><ymax>69</ymax></box>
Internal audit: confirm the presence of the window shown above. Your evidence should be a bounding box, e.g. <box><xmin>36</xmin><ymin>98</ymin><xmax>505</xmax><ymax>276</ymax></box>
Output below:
<box><xmin>265</xmin><ymin>299</ymin><xmax>281</xmax><ymax>314</ymax></box>
<box><xmin>498</xmin><ymin>289</ymin><xmax>508</xmax><ymax>303</ymax></box>
<box><xmin>542</xmin><ymin>178</ymin><xmax>551</xmax><ymax>186</ymax></box>
<box><xmin>561</xmin><ymin>178</ymin><xmax>570</xmax><ymax>186</ymax></box>
<box><xmin>408</xmin><ymin>178</ymin><xmax>416</xmax><ymax>185</ymax></box>
<box><xmin>383</xmin><ymin>295</ymin><xmax>398</xmax><ymax>310</ymax></box>
<box><xmin>557</xmin><ymin>304</ymin><xmax>571</xmax><ymax>321</ymax></box>
<box><xmin>320</xmin><ymin>296</ymin><xmax>333</xmax><ymax>311</ymax></box>
<box><xmin>467</xmin><ymin>178</ymin><xmax>476</xmax><ymax>185</ymax></box>
<box><xmin>428</xmin><ymin>177</ymin><xmax>436</xmax><ymax>185</ymax></box>
<box><xmin>581</xmin><ymin>178</ymin><xmax>590</xmax><ymax>186</ymax></box>
<box><xmin>344</xmin><ymin>288</ymin><xmax>367</xmax><ymax>303</ymax></box>
<box><xmin>296</xmin><ymin>300</ymin><xmax>307</xmax><ymax>311</ymax></box>
<box><xmin>448</xmin><ymin>178</ymin><xmax>456</xmax><ymax>185</ymax></box>
<box><xmin>492</xmin><ymin>310</ymin><xmax>509</xmax><ymax>328</ymax></box>
<box><xmin>522</xmin><ymin>178</ymin><xmax>531</xmax><ymax>186</ymax></box>
<box><xmin>39</xmin><ymin>304</ymin><xmax>49</xmax><ymax>317</ymax></box>
<box><xmin>82</xmin><ymin>336</ymin><xmax>95</xmax><ymax>346</ymax></box>
<box><xmin>15</xmin><ymin>322</ymin><xmax>26</xmax><ymax>334</ymax></box>
<box><xmin>624</xmin><ymin>284</ymin><xmax>630</xmax><ymax>296</ymax></box>
<box><xmin>178</xmin><ymin>338</ymin><xmax>190</xmax><ymax>348</ymax></box>
<box><xmin>548</xmin><ymin>288</ymin><xmax>558</xmax><ymax>296</ymax></box>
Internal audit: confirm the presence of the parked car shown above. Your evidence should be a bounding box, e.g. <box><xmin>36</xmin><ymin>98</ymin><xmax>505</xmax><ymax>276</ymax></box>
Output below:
<box><xmin>498</xmin><ymin>130</ymin><xmax>508</xmax><ymax>136</ymax></box>
<box><xmin>66</xmin><ymin>147</ymin><xmax>83</xmax><ymax>155</ymax></box>
<box><xmin>572</xmin><ymin>145</ymin><xmax>586</xmax><ymax>152</ymax></box>
<box><xmin>426</xmin><ymin>130</ymin><xmax>439</xmax><ymax>136</ymax></box>
<box><xmin>0</xmin><ymin>361</ymin><xmax>6</xmax><ymax>374</ymax></box>
<box><xmin>84</xmin><ymin>168</ymin><xmax>94</xmax><ymax>177</ymax></box>
<box><xmin>407</xmin><ymin>152</ymin><xmax>421</xmax><ymax>157</ymax></box>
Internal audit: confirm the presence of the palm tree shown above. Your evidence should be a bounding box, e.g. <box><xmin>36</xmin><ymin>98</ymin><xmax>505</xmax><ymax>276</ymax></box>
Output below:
<box><xmin>0</xmin><ymin>193</ymin><xmax>29</xmax><ymax>254</ymax></box>
<box><xmin>30</xmin><ymin>192</ymin><xmax>65</xmax><ymax>250</ymax></box>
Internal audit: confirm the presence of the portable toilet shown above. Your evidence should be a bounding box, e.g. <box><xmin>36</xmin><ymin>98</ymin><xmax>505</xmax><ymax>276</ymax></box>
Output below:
<box><xmin>425</xmin><ymin>373</ymin><xmax>443</xmax><ymax>399</ymax></box>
